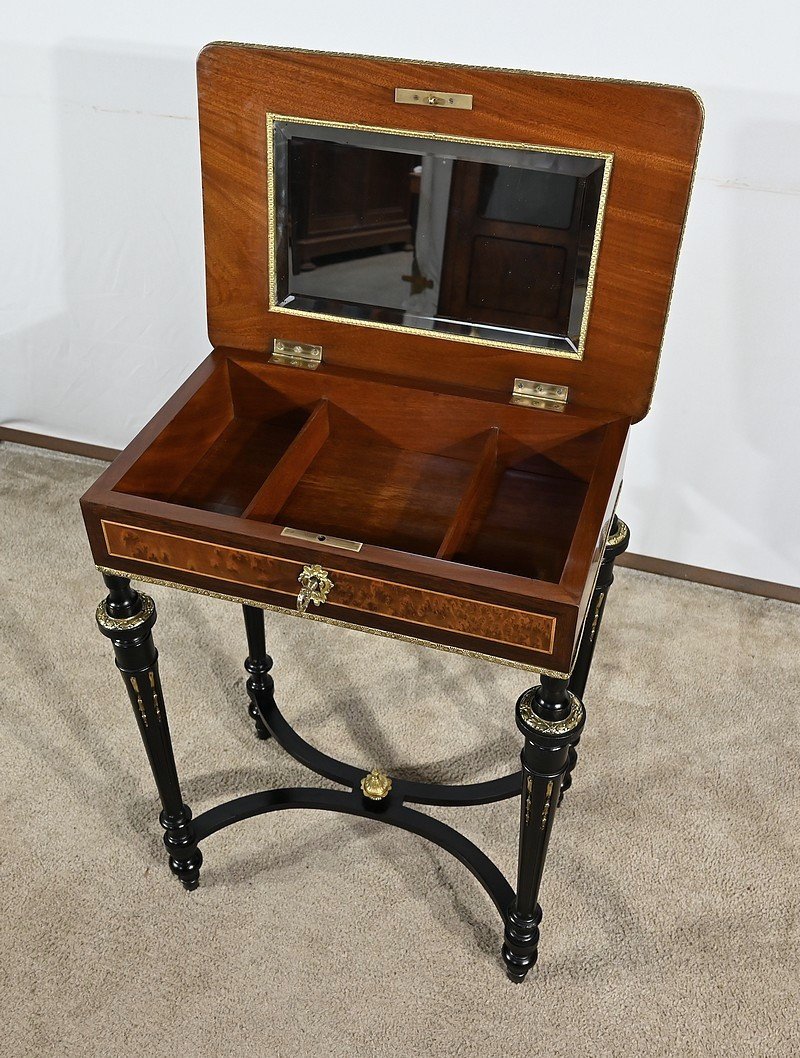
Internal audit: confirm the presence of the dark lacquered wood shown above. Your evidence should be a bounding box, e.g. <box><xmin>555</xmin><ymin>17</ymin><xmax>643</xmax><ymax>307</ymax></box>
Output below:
<box><xmin>193</xmin><ymin>786</ymin><xmax>516</xmax><ymax>918</ymax></box>
<box><xmin>242</xmin><ymin>603</ymin><xmax>273</xmax><ymax>739</ymax></box>
<box><xmin>97</xmin><ymin>576</ymin><xmax>202</xmax><ymax>889</ymax></box>
<box><xmin>502</xmin><ymin>676</ymin><xmax>582</xmax><ymax>981</ymax></box>
<box><xmin>560</xmin><ymin>516</ymin><xmax>630</xmax><ymax>805</ymax></box>
<box><xmin>92</xmin><ymin>553</ymin><xmax>612</xmax><ymax>976</ymax></box>
<box><xmin>92</xmin><ymin>564</ymin><xmax>606</xmax><ymax>976</ymax></box>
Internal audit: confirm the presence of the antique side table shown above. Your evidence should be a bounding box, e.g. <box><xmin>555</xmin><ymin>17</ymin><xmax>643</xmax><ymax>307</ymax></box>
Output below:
<box><xmin>82</xmin><ymin>44</ymin><xmax>702</xmax><ymax>980</ymax></box>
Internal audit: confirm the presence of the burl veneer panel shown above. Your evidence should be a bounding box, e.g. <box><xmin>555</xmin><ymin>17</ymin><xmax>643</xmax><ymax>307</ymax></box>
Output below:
<box><xmin>100</xmin><ymin>520</ymin><xmax>560</xmax><ymax>660</ymax></box>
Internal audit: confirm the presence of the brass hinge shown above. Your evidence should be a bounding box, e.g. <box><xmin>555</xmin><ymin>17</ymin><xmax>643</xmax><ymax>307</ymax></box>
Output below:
<box><xmin>269</xmin><ymin>339</ymin><xmax>323</xmax><ymax>370</ymax></box>
<box><xmin>510</xmin><ymin>379</ymin><xmax>569</xmax><ymax>412</ymax></box>
<box><xmin>394</xmin><ymin>88</ymin><xmax>473</xmax><ymax>110</ymax></box>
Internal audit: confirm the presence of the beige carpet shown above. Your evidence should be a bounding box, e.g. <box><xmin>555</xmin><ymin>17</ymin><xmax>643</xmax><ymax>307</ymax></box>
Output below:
<box><xmin>1</xmin><ymin>442</ymin><xmax>798</xmax><ymax>1057</ymax></box>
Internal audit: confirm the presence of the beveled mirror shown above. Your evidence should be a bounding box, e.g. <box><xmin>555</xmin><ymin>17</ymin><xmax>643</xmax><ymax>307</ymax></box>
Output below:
<box><xmin>268</xmin><ymin>117</ymin><xmax>612</xmax><ymax>358</ymax></box>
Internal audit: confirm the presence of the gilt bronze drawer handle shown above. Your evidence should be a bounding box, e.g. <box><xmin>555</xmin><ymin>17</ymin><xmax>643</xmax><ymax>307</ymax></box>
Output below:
<box><xmin>297</xmin><ymin>564</ymin><xmax>334</xmax><ymax>613</ymax></box>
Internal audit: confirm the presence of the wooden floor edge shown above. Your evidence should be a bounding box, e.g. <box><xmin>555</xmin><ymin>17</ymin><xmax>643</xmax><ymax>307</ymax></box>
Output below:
<box><xmin>3</xmin><ymin>425</ymin><xmax>798</xmax><ymax>605</ymax></box>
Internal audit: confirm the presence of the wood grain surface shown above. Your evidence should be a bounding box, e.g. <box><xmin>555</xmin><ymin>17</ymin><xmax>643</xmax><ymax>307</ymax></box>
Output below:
<box><xmin>101</xmin><ymin>520</ymin><xmax>558</xmax><ymax>656</ymax></box>
<box><xmin>197</xmin><ymin>44</ymin><xmax>702</xmax><ymax>421</ymax></box>
<box><xmin>79</xmin><ymin>47</ymin><xmax>705</xmax><ymax>673</ymax></box>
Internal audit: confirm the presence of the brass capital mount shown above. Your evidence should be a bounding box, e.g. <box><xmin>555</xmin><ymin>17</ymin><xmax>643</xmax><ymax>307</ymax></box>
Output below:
<box><xmin>517</xmin><ymin>689</ymin><xmax>585</xmax><ymax>737</ymax></box>
<box><xmin>96</xmin><ymin>593</ymin><xmax>155</xmax><ymax>632</ymax></box>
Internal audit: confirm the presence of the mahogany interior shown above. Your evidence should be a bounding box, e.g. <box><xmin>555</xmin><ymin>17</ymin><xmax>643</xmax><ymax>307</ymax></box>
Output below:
<box><xmin>115</xmin><ymin>358</ymin><xmax>619</xmax><ymax>584</ymax></box>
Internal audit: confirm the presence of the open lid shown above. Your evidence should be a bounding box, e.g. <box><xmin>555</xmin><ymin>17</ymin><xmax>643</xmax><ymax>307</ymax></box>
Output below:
<box><xmin>197</xmin><ymin>44</ymin><xmax>702</xmax><ymax>421</ymax></box>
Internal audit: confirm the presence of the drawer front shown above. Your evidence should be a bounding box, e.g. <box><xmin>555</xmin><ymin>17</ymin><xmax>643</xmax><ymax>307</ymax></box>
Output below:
<box><xmin>101</xmin><ymin>520</ymin><xmax>557</xmax><ymax>656</ymax></box>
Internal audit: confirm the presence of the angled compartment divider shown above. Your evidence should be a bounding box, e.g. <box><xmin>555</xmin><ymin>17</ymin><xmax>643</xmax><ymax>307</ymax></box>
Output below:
<box><xmin>242</xmin><ymin>399</ymin><xmax>330</xmax><ymax>521</ymax></box>
<box><xmin>437</xmin><ymin>428</ymin><xmax>500</xmax><ymax>561</ymax></box>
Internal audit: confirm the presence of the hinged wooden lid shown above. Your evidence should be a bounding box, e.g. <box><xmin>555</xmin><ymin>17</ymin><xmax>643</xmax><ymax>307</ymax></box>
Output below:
<box><xmin>197</xmin><ymin>43</ymin><xmax>702</xmax><ymax>421</ymax></box>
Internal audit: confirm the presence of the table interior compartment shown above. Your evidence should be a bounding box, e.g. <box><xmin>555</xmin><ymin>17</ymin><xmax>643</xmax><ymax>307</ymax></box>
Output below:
<box><xmin>115</xmin><ymin>361</ymin><xmax>316</xmax><ymax>517</ymax></box>
<box><xmin>247</xmin><ymin>400</ymin><xmax>481</xmax><ymax>557</ymax></box>
<box><xmin>434</xmin><ymin>426</ymin><xmax>604</xmax><ymax>582</ymax></box>
<box><xmin>114</xmin><ymin>357</ymin><xmax>616</xmax><ymax>583</ymax></box>
<box><xmin>169</xmin><ymin>412</ymin><xmax>309</xmax><ymax>516</ymax></box>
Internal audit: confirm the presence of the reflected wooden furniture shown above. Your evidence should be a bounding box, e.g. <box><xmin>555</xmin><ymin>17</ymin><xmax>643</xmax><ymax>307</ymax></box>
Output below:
<box><xmin>288</xmin><ymin>139</ymin><xmax>418</xmax><ymax>271</ymax></box>
<box><xmin>81</xmin><ymin>44</ymin><xmax>702</xmax><ymax>981</ymax></box>
<box><xmin>438</xmin><ymin>161</ymin><xmax>601</xmax><ymax>336</ymax></box>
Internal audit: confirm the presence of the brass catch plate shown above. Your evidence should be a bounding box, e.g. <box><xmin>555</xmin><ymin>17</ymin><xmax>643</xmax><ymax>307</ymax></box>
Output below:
<box><xmin>510</xmin><ymin>379</ymin><xmax>569</xmax><ymax>411</ymax></box>
<box><xmin>269</xmin><ymin>339</ymin><xmax>322</xmax><ymax>369</ymax></box>
<box><xmin>281</xmin><ymin>527</ymin><xmax>363</xmax><ymax>553</ymax></box>
<box><xmin>394</xmin><ymin>88</ymin><xmax>473</xmax><ymax>110</ymax></box>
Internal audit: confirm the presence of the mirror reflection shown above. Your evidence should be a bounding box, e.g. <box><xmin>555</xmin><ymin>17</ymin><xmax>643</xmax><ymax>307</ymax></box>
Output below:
<box><xmin>271</xmin><ymin>119</ymin><xmax>610</xmax><ymax>356</ymax></box>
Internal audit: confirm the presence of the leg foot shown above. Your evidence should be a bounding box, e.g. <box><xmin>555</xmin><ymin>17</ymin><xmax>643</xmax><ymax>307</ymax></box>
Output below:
<box><xmin>502</xmin><ymin>903</ymin><xmax>542</xmax><ymax>981</ymax></box>
<box><xmin>161</xmin><ymin>806</ymin><xmax>203</xmax><ymax>890</ymax></box>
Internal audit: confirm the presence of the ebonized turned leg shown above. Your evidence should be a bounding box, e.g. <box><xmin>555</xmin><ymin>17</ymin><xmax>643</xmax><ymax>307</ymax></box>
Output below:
<box><xmin>502</xmin><ymin>676</ymin><xmax>585</xmax><ymax>981</ymax></box>
<box><xmin>242</xmin><ymin>604</ymin><xmax>274</xmax><ymax>739</ymax></box>
<box><xmin>560</xmin><ymin>515</ymin><xmax>630</xmax><ymax>806</ymax></box>
<box><xmin>97</xmin><ymin>574</ymin><xmax>202</xmax><ymax>890</ymax></box>
<box><xmin>558</xmin><ymin>738</ymin><xmax>581</xmax><ymax>807</ymax></box>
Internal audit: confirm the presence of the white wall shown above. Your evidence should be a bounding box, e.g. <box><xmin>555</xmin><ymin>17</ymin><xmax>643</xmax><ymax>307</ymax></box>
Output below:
<box><xmin>2</xmin><ymin>2</ymin><xmax>798</xmax><ymax>587</ymax></box>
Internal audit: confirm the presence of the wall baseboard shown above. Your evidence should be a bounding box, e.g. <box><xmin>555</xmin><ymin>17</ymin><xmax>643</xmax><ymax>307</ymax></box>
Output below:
<box><xmin>0</xmin><ymin>426</ymin><xmax>120</xmax><ymax>463</ymax></box>
<box><xmin>616</xmin><ymin>553</ymin><xmax>799</xmax><ymax>605</ymax></box>
<box><xmin>3</xmin><ymin>426</ymin><xmax>798</xmax><ymax>605</ymax></box>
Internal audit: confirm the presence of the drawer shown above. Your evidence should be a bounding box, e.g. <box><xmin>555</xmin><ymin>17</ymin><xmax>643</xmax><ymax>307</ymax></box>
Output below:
<box><xmin>99</xmin><ymin>519</ymin><xmax>563</xmax><ymax>670</ymax></box>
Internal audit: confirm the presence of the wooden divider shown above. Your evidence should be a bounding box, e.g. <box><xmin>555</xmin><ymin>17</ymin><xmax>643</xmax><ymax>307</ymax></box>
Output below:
<box><xmin>436</xmin><ymin>428</ymin><xmax>500</xmax><ymax>561</ymax></box>
<box><xmin>242</xmin><ymin>399</ymin><xmax>330</xmax><ymax>521</ymax></box>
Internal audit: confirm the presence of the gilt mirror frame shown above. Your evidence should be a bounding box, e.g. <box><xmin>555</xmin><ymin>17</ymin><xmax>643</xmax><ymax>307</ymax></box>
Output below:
<box><xmin>266</xmin><ymin>113</ymin><xmax>614</xmax><ymax>361</ymax></box>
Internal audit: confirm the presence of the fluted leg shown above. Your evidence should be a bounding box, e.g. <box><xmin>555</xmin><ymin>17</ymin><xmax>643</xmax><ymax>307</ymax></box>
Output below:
<box><xmin>97</xmin><ymin>574</ymin><xmax>202</xmax><ymax>890</ymax></box>
<box><xmin>242</xmin><ymin>604</ymin><xmax>274</xmax><ymax>739</ymax></box>
<box><xmin>558</xmin><ymin>737</ymin><xmax>581</xmax><ymax>806</ymax></box>
<box><xmin>502</xmin><ymin>676</ymin><xmax>585</xmax><ymax>981</ymax></box>
<box><xmin>560</xmin><ymin>515</ymin><xmax>630</xmax><ymax>806</ymax></box>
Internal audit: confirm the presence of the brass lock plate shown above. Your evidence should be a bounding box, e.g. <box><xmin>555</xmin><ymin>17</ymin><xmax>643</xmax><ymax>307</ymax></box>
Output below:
<box><xmin>281</xmin><ymin>527</ymin><xmax>362</xmax><ymax>552</ymax></box>
<box><xmin>394</xmin><ymin>88</ymin><xmax>473</xmax><ymax>110</ymax></box>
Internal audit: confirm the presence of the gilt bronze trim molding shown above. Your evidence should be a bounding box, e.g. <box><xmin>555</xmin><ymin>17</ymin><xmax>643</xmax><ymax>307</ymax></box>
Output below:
<box><xmin>606</xmin><ymin>519</ymin><xmax>630</xmax><ymax>550</ymax></box>
<box><xmin>96</xmin><ymin>565</ymin><xmax>569</xmax><ymax>679</ymax></box>
<box><xmin>96</xmin><ymin>594</ymin><xmax>155</xmax><ymax>631</ymax></box>
<box><xmin>266</xmin><ymin>112</ymin><xmax>613</xmax><ymax>362</ymax></box>
<box><xmin>518</xmin><ymin>689</ymin><xmax>585</xmax><ymax>736</ymax></box>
